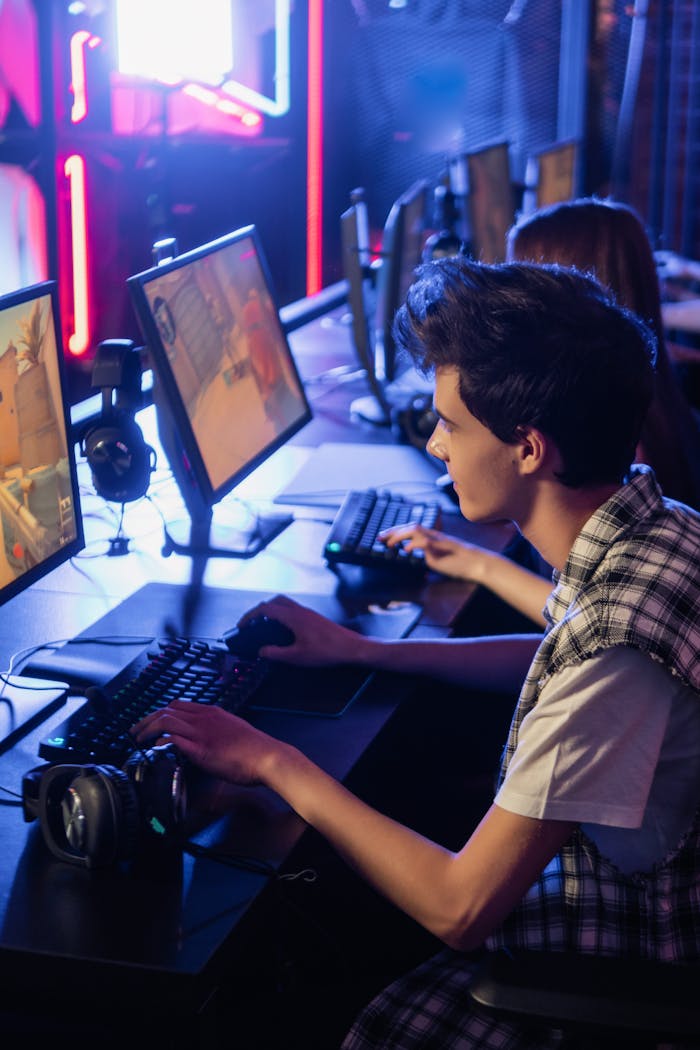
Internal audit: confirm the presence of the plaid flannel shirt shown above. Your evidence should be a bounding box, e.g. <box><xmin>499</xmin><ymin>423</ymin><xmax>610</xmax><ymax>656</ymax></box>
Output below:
<box><xmin>489</xmin><ymin>465</ymin><xmax>700</xmax><ymax>962</ymax></box>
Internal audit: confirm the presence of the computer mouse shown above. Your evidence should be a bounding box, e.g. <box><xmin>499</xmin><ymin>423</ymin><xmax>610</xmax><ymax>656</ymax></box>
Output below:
<box><xmin>222</xmin><ymin>616</ymin><xmax>295</xmax><ymax>660</ymax></box>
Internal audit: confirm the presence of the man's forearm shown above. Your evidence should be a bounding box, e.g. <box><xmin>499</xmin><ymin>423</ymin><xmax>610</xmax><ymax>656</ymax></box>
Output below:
<box><xmin>353</xmin><ymin>633</ymin><xmax>541</xmax><ymax>693</ymax></box>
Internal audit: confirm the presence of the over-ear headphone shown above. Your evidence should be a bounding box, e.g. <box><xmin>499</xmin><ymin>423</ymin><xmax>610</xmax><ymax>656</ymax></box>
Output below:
<box><xmin>21</xmin><ymin>745</ymin><xmax>186</xmax><ymax>868</ymax></box>
<box><xmin>392</xmin><ymin>392</ymin><xmax>439</xmax><ymax>453</ymax></box>
<box><xmin>81</xmin><ymin>339</ymin><xmax>156</xmax><ymax>503</ymax></box>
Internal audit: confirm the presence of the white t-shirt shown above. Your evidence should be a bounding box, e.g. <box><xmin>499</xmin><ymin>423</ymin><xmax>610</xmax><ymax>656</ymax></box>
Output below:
<box><xmin>495</xmin><ymin>647</ymin><xmax>700</xmax><ymax>873</ymax></box>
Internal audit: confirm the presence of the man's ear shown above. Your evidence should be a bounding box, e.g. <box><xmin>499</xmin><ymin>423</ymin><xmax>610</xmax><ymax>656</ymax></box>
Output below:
<box><xmin>513</xmin><ymin>426</ymin><xmax>550</xmax><ymax>475</ymax></box>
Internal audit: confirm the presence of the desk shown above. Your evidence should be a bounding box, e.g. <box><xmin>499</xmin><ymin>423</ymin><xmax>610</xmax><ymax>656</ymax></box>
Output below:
<box><xmin>662</xmin><ymin>298</ymin><xmax>700</xmax><ymax>336</ymax></box>
<box><xmin>0</xmin><ymin>307</ymin><xmax>514</xmax><ymax>1048</ymax></box>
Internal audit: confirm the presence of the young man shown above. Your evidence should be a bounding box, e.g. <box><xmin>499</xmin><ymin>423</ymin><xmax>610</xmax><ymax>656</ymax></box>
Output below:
<box><xmin>134</xmin><ymin>259</ymin><xmax>700</xmax><ymax>1048</ymax></box>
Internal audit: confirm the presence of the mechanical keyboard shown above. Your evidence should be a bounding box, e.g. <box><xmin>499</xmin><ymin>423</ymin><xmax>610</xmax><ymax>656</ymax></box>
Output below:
<box><xmin>38</xmin><ymin>637</ymin><xmax>269</xmax><ymax>766</ymax></box>
<box><xmin>324</xmin><ymin>488</ymin><xmax>440</xmax><ymax>574</ymax></box>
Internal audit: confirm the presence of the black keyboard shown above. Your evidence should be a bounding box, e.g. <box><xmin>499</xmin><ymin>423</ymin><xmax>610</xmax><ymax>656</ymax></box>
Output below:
<box><xmin>324</xmin><ymin>489</ymin><xmax>440</xmax><ymax>574</ymax></box>
<box><xmin>38</xmin><ymin>637</ymin><xmax>270</xmax><ymax>766</ymax></box>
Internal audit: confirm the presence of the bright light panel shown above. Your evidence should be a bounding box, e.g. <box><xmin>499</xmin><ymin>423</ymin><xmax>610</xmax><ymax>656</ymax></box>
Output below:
<box><xmin>115</xmin><ymin>0</ymin><xmax>233</xmax><ymax>85</ymax></box>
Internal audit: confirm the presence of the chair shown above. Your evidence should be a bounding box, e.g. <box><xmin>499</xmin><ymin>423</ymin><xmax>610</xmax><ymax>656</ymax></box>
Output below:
<box><xmin>467</xmin><ymin>949</ymin><xmax>700</xmax><ymax>1048</ymax></box>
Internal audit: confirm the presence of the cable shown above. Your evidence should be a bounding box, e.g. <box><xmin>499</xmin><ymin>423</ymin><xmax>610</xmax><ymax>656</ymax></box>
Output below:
<box><xmin>0</xmin><ymin>674</ymin><xmax>70</xmax><ymax>692</ymax></box>
<box><xmin>0</xmin><ymin>785</ymin><xmax>23</xmax><ymax>807</ymax></box>
<box><xmin>278</xmin><ymin>868</ymin><xmax>318</xmax><ymax>883</ymax></box>
<box><xmin>183</xmin><ymin>840</ymin><xmax>276</xmax><ymax>878</ymax></box>
<box><xmin>183</xmin><ymin>840</ymin><xmax>317</xmax><ymax>884</ymax></box>
<box><xmin>1</xmin><ymin>634</ymin><xmax>159</xmax><ymax>688</ymax></box>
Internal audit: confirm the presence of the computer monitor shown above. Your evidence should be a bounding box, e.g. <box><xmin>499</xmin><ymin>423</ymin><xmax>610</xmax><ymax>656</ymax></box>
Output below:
<box><xmin>460</xmin><ymin>141</ymin><xmax>516</xmax><ymax>264</ymax></box>
<box><xmin>340</xmin><ymin>202</ymin><xmax>391</xmax><ymax>425</ymax></box>
<box><xmin>0</xmin><ymin>282</ymin><xmax>84</xmax><ymax>607</ymax></box>
<box><xmin>374</xmin><ymin>179</ymin><xmax>429</xmax><ymax>384</ymax></box>
<box><xmin>523</xmin><ymin>140</ymin><xmax>578</xmax><ymax>214</ymax></box>
<box><xmin>127</xmin><ymin>225</ymin><xmax>312</xmax><ymax>557</ymax></box>
<box><xmin>341</xmin><ymin>180</ymin><xmax>431</xmax><ymax>424</ymax></box>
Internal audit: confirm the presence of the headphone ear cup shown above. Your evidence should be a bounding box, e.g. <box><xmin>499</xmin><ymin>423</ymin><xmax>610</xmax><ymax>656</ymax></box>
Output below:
<box><xmin>393</xmin><ymin>393</ymin><xmax>438</xmax><ymax>452</ymax></box>
<box><xmin>83</xmin><ymin>339</ymin><xmax>153</xmax><ymax>503</ymax></box>
<box><xmin>123</xmin><ymin>746</ymin><xmax>187</xmax><ymax>839</ymax></box>
<box><xmin>39</xmin><ymin>764</ymin><xmax>140</xmax><ymax>868</ymax></box>
<box><xmin>82</xmin><ymin>416</ymin><xmax>155</xmax><ymax>503</ymax></box>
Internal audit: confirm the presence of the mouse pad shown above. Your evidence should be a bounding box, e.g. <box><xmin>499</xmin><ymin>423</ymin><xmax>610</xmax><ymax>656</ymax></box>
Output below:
<box><xmin>68</xmin><ymin>583</ymin><xmax>421</xmax><ymax>718</ymax></box>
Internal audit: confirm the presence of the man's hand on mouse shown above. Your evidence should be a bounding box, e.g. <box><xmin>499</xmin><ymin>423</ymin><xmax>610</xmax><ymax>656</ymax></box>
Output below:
<box><xmin>237</xmin><ymin>594</ymin><xmax>373</xmax><ymax>667</ymax></box>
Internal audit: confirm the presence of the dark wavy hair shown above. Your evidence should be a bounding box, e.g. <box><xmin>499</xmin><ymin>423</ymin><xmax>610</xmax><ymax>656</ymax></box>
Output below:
<box><xmin>393</xmin><ymin>257</ymin><xmax>657</xmax><ymax>488</ymax></box>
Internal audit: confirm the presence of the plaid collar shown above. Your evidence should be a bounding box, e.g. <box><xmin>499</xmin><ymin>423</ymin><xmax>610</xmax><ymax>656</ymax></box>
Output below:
<box><xmin>545</xmin><ymin>465</ymin><xmax>662</xmax><ymax>630</ymax></box>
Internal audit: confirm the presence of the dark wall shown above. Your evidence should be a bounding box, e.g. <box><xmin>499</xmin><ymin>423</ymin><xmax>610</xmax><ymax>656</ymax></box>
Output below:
<box><xmin>322</xmin><ymin>0</ymin><xmax>562</xmax><ymax>281</ymax></box>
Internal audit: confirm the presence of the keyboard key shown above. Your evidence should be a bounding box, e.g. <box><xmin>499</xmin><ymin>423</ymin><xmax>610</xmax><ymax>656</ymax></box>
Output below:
<box><xmin>324</xmin><ymin>489</ymin><xmax>440</xmax><ymax>574</ymax></box>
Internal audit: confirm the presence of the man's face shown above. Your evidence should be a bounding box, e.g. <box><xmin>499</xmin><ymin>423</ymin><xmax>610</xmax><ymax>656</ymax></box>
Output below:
<box><xmin>428</xmin><ymin>366</ymin><xmax>520</xmax><ymax>524</ymax></box>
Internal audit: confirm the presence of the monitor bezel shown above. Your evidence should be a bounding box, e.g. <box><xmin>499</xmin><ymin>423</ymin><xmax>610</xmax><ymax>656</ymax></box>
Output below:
<box><xmin>374</xmin><ymin>178</ymin><xmax>428</xmax><ymax>383</ymax></box>
<box><xmin>0</xmin><ymin>280</ymin><xmax>85</xmax><ymax>608</ymax></box>
<box><xmin>127</xmin><ymin>225</ymin><xmax>313</xmax><ymax>513</ymax></box>
<box><xmin>340</xmin><ymin>203</ymin><xmax>391</xmax><ymax>424</ymax></box>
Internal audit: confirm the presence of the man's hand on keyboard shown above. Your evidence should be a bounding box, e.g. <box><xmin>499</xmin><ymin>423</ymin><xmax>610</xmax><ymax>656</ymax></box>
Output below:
<box><xmin>131</xmin><ymin>702</ymin><xmax>278</xmax><ymax>787</ymax></box>
<box><xmin>237</xmin><ymin>594</ymin><xmax>374</xmax><ymax>668</ymax></box>
<box><xmin>379</xmin><ymin>522</ymin><xmax>485</xmax><ymax>581</ymax></box>
<box><xmin>380</xmin><ymin>524</ymin><xmax>551</xmax><ymax>628</ymax></box>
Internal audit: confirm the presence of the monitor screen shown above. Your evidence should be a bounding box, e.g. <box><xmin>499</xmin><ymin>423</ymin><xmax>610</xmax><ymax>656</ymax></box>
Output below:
<box><xmin>127</xmin><ymin>225</ymin><xmax>312</xmax><ymax>557</ymax></box>
<box><xmin>0</xmin><ymin>282</ymin><xmax>84</xmax><ymax>606</ymax></box>
<box><xmin>463</xmin><ymin>141</ymin><xmax>516</xmax><ymax>263</ymax></box>
<box><xmin>374</xmin><ymin>179</ymin><xmax>428</xmax><ymax>382</ymax></box>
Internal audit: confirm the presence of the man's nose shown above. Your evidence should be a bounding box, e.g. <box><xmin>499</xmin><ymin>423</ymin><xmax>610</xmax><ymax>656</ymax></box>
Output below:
<box><xmin>427</xmin><ymin>431</ymin><xmax>448</xmax><ymax>460</ymax></box>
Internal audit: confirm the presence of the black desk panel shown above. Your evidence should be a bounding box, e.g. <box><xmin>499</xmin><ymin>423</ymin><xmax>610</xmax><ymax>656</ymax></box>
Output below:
<box><xmin>0</xmin><ymin>584</ymin><xmax>429</xmax><ymax>1046</ymax></box>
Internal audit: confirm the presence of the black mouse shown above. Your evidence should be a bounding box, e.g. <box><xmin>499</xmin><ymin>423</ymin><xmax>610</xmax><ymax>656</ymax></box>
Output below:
<box><xmin>222</xmin><ymin>616</ymin><xmax>295</xmax><ymax>660</ymax></box>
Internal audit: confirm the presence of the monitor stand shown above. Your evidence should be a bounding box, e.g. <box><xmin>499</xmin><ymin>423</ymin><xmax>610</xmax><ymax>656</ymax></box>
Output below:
<box><xmin>161</xmin><ymin>507</ymin><xmax>293</xmax><ymax>559</ymax></box>
<box><xmin>152</xmin><ymin>391</ymin><xmax>293</xmax><ymax>559</ymax></box>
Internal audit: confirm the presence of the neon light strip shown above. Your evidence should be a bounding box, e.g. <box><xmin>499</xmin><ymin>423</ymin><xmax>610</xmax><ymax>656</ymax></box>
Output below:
<box><xmin>70</xmin><ymin>30</ymin><xmax>90</xmax><ymax>122</ymax></box>
<box><xmin>222</xmin><ymin>0</ymin><xmax>290</xmax><ymax>116</ymax></box>
<box><xmin>181</xmin><ymin>81</ymin><xmax>262</xmax><ymax>129</ymax></box>
<box><xmin>69</xmin><ymin>31</ymin><xmax>101</xmax><ymax>123</ymax></box>
<box><xmin>64</xmin><ymin>155</ymin><xmax>90</xmax><ymax>356</ymax></box>
<box><xmin>306</xmin><ymin>0</ymin><xmax>323</xmax><ymax>295</ymax></box>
